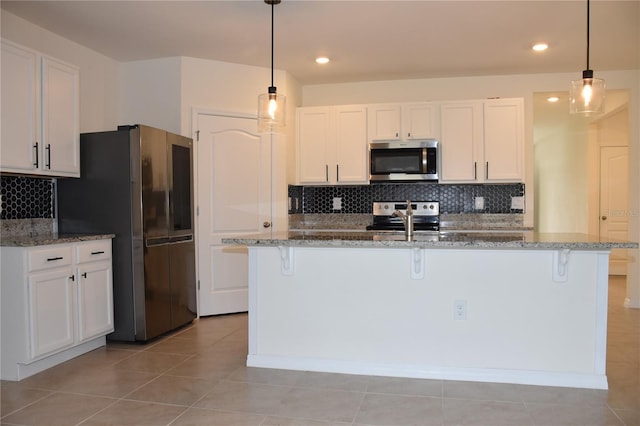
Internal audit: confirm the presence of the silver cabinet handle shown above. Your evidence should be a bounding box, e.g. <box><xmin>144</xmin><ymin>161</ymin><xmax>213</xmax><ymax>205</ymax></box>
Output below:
<box><xmin>263</xmin><ymin>221</ymin><xmax>272</xmax><ymax>228</ymax></box>
<box><xmin>473</xmin><ymin>162</ymin><xmax>477</xmax><ymax>180</ymax></box>
<box><xmin>325</xmin><ymin>164</ymin><xmax>329</xmax><ymax>182</ymax></box>
<box><xmin>485</xmin><ymin>162</ymin><xmax>489</xmax><ymax>180</ymax></box>
<box><xmin>336</xmin><ymin>164</ymin><xmax>339</xmax><ymax>182</ymax></box>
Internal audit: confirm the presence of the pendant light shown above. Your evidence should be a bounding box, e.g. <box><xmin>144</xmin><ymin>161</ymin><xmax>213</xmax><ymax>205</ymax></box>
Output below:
<box><xmin>258</xmin><ymin>0</ymin><xmax>286</xmax><ymax>132</ymax></box>
<box><xmin>569</xmin><ymin>0</ymin><xmax>605</xmax><ymax>115</ymax></box>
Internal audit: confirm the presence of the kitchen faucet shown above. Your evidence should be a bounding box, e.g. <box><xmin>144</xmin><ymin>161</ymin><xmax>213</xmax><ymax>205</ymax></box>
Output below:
<box><xmin>392</xmin><ymin>200</ymin><xmax>414</xmax><ymax>237</ymax></box>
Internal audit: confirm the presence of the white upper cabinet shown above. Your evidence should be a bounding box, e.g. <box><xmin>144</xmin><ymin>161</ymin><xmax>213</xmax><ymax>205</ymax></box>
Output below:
<box><xmin>367</xmin><ymin>104</ymin><xmax>402</xmax><ymax>140</ymax></box>
<box><xmin>333</xmin><ymin>105</ymin><xmax>368</xmax><ymax>184</ymax></box>
<box><xmin>1</xmin><ymin>40</ymin><xmax>79</xmax><ymax>177</ymax></box>
<box><xmin>297</xmin><ymin>107</ymin><xmax>332</xmax><ymax>184</ymax></box>
<box><xmin>297</xmin><ymin>105</ymin><xmax>369</xmax><ymax>185</ymax></box>
<box><xmin>440</xmin><ymin>101</ymin><xmax>484</xmax><ymax>182</ymax></box>
<box><xmin>440</xmin><ymin>98</ymin><xmax>524</xmax><ymax>183</ymax></box>
<box><xmin>402</xmin><ymin>103</ymin><xmax>440</xmax><ymax>140</ymax></box>
<box><xmin>483</xmin><ymin>98</ymin><xmax>524</xmax><ymax>182</ymax></box>
<box><xmin>368</xmin><ymin>103</ymin><xmax>439</xmax><ymax>141</ymax></box>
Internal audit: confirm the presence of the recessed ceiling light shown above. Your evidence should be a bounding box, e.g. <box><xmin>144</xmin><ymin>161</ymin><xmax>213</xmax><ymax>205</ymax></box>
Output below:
<box><xmin>547</xmin><ymin>96</ymin><xmax>560</xmax><ymax>103</ymax></box>
<box><xmin>315</xmin><ymin>57</ymin><xmax>330</xmax><ymax>65</ymax></box>
<box><xmin>532</xmin><ymin>43</ymin><xmax>549</xmax><ymax>52</ymax></box>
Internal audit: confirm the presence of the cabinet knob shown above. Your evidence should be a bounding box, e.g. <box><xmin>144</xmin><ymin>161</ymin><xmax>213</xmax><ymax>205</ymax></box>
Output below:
<box><xmin>69</xmin><ymin>274</ymin><xmax>75</xmax><ymax>281</ymax></box>
<box><xmin>81</xmin><ymin>272</ymin><xmax>87</xmax><ymax>278</ymax></box>
<box><xmin>263</xmin><ymin>221</ymin><xmax>272</xmax><ymax>228</ymax></box>
<box><xmin>601</xmin><ymin>216</ymin><xmax>607</xmax><ymax>221</ymax></box>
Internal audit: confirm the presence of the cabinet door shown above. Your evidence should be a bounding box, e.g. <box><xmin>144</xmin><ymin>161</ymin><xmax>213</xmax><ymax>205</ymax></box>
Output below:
<box><xmin>368</xmin><ymin>104</ymin><xmax>401</xmax><ymax>140</ymax></box>
<box><xmin>41</xmin><ymin>56</ymin><xmax>80</xmax><ymax>177</ymax></box>
<box><xmin>334</xmin><ymin>106</ymin><xmax>368</xmax><ymax>184</ymax></box>
<box><xmin>28</xmin><ymin>269</ymin><xmax>75</xmax><ymax>359</ymax></box>
<box><xmin>77</xmin><ymin>262</ymin><xmax>114</xmax><ymax>342</ymax></box>
<box><xmin>402</xmin><ymin>103</ymin><xmax>439</xmax><ymax>140</ymax></box>
<box><xmin>0</xmin><ymin>41</ymin><xmax>39</xmax><ymax>174</ymax></box>
<box><xmin>297</xmin><ymin>107</ymin><xmax>332</xmax><ymax>184</ymax></box>
<box><xmin>483</xmin><ymin>99</ymin><xmax>524</xmax><ymax>182</ymax></box>
<box><xmin>440</xmin><ymin>102</ymin><xmax>483</xmax><ymax>182</ymax></box>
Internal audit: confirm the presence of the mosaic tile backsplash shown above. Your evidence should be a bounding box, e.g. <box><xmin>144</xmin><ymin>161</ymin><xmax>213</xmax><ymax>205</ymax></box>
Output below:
<box><xmin>0</xmin><ymin>176</ymin><xmax>55</xmax><ymax>220</ymax></box>
<box><xmin>288</xmin><ymin>183</ymin><xmax>525</xmax><ymax>215</ymax></box>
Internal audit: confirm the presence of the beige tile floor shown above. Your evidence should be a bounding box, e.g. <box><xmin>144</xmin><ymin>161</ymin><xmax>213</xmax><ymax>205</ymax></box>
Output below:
<box><xmin>2</xmin><ymin>276</ymin><xmax>638</xmax><ymax>426</ymax></box>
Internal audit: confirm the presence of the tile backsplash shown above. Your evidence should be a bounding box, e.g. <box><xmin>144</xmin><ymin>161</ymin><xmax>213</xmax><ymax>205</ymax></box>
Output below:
<box><xmin>288</xmin><ymin>183</ymin><xmax>525</xmax><ymax>215</ymax></box>
<box><xmin>0</xmin><ymin>175</ymin><xmax>55</xmax><ymax>220</ymax></box>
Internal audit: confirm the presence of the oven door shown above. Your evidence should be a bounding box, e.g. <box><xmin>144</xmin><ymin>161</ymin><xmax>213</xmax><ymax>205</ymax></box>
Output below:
<box><xmin>369</xmin><ymin>141</ymin><xmax>438</xmax><ymax>182</ymax></box>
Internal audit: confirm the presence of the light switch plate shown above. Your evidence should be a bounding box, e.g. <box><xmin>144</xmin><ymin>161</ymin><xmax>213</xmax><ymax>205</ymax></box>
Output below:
<box><xmin>511</xmin><ymin>196</ymin><xmax>525</xmax><ymax>209</ymax></box>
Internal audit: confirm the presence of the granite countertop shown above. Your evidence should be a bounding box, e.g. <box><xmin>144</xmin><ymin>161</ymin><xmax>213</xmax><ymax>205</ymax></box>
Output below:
<box><xmin>1</xmin><ymin>233</ymin><xmax>115</xmax><ymax>247</ymax></box>
<box><xmin>223</xmin><ymin>231</ymin><xmax>638</xmax><ymax>250</ymax></box>
<box><xmin>288</xmin><ymin>213</ymin><xmax>533</xmax><ymax>232</ymax></box>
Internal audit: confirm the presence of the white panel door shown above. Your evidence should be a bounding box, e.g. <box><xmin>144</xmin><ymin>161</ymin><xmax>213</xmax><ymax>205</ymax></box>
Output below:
<box><xmin>600</xmin><ymin>146</ymin><xmax>629</xmax><ymax>275</ymax></box>
<box><xmin>196</xmin><ymin>114</ymin><xmax>271</xmax><ymax>315</ymax></box>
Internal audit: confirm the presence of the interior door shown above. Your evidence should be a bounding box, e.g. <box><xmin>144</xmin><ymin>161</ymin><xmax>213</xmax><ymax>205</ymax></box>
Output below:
<box><xmin>600</xmin><ymin>146</ymin><xmax>629</xmax><ymax>275</ymax></box>
<box><xmin>196</xmin><ymin>113</ymin><xmax>271</xmax><ymax>315</ymax></box>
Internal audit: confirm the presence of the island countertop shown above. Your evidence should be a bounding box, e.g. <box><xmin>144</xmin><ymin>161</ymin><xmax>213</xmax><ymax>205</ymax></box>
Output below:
<box><xmin>223</xmin><ymin>230</ymin><xmax>638</xmax><ymax>250</ymax></box>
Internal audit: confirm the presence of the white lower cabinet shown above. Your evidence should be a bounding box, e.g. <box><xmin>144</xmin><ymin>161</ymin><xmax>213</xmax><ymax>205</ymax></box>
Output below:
<box><xmin>1</xmin><ymin>239</ymin><xmax>113</xmax><ymax>380</ymax></box>
<box><xmin>28</xmin><ymin>268</ymin><xmax>76</xmax><ymax>359</ymax></box>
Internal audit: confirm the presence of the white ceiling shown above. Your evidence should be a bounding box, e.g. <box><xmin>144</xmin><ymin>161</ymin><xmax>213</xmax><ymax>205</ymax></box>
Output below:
<box><xmin>2</xmin><ymin>0</ymin><xmax>638</xmax><ymax>85</ymax></box>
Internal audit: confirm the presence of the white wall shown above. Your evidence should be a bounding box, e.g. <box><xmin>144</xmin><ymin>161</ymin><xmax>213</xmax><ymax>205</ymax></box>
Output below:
<box><xmin>118</xmin><ymin>58</ymin><xmax>182</xmax><ymax>134</ymax></box>
<box><xmin>1</xmin><ymin>10</ymin><xmax>120</xmax><ymax>133</ymax></box>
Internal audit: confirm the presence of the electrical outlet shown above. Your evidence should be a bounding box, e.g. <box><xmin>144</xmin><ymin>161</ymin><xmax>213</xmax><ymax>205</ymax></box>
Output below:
<box><xmin>454</xmin><ymin>300</ymin><xmax>467</xmax><ymax>320</ymax></box>
<box><xmin>332</xmin><ymin>197</ymin><xmax>342</xmax><ymax>210</ymax></box>
<box><xmin>511</xmin><ymin>196</ymin><xmax>524</xmax><ymax>210</ymax></box>
<box><xmin>474</xmin><ymin>197</ymin><xmax>484</xmax><ymax>210</ymax></box>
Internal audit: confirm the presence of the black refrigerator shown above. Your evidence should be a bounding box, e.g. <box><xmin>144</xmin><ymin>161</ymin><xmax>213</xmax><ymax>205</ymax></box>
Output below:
<box><xmin>57</xmin><ymin>124</ymin><xmax>196</xmax><ymax>341</ymax></box>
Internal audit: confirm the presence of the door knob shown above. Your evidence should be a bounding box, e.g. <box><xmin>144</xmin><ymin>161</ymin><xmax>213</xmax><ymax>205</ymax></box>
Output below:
<box><xmin>601</xmin><ymin>216</ymin><xmax>607</xmax><ymax>221</ymax></box>
<box><xmin>263</xmin><ymin>221</ymin><xmax>272</xmax><ymax>228</ymax></box>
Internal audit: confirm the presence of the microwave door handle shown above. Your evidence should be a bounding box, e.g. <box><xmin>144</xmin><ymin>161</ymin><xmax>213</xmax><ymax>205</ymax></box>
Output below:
<box><xmin>422</xmin><ymin>148</ymin><xmax>428</xmax><ymax>173</ymax></box>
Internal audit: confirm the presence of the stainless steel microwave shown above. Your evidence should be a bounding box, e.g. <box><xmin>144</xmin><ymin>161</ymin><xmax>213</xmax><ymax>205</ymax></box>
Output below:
<box><xmin>369</xmin><ymin>139</ymin><xmax>438</xmax><ymax>182</ymax></box>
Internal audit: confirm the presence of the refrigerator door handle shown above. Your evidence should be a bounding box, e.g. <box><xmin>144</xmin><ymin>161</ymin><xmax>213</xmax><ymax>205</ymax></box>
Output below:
<box><xmin>145</xmin><ymin>237</ymin><xmax>171</xmax><ymax>247</ymax></box>
<box><xmin>169</xmin><ymin>234</ymin><xmax>193</xmax><ymax>244</ymax></box>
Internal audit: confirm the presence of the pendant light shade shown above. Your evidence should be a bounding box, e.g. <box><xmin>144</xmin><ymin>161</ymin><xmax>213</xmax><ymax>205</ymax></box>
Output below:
<box><xmin>258</xmin><ymin>0</ymin><xmax>286</xmax><ymax>133</ymax></box>
<box><xmin>569</xmin><ymin>0</ymin><xmax>605</xmax><ymax>115</ymax></box>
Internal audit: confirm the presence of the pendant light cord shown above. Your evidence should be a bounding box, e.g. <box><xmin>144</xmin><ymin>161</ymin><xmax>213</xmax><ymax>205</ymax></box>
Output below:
<box><xmin>270</xmin><ymin>1</ymin><xmax>275</xmax><ymax>88</ymax></box>
<box><xmin>586</xmin><ymin>0</ymin><xmax>590</xmax><ymax>70</ymax></box>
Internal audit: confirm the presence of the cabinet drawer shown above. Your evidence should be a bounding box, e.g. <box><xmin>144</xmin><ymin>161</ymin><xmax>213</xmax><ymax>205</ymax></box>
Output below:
<box><xmin>76</xmin><ymin>240</ymin><xmax>111</xmax><ymax>264</ymax></box>
<box><xmin>28</xmin><ymin>246</ymin><xmax>73</xmax><ymax>272</ymax></box>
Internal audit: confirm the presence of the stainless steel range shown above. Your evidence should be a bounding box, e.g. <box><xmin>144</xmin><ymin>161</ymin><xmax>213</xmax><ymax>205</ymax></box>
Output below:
<box><xmin>367</xmin><ymin>201</ymin><xmax>440</xmax><ymax>232</ymax></box>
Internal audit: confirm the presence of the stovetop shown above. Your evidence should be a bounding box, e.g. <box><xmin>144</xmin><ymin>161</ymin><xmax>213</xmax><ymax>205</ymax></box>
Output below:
<box><xmin>367</xmin><ymin>201</ymin><xmax>440</xmax><ymax>231</ymax></box>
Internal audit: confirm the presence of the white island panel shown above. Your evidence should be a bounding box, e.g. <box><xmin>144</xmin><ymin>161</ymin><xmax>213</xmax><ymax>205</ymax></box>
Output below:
<box><xmin>247</xmin><ymin>246</ymin><xmax>610</xmax><ymax>389</ymax></box>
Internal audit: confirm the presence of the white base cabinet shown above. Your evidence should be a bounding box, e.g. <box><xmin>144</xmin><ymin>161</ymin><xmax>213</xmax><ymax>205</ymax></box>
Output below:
<box><xmin>0</xmin><ymin>39</ymin><xmax>80</xmax><ymax>177</ymax></box>
<box><xmin>1</xmin><ymin>239</ymin><xmax>113</xmax><ymax>381</ymax></box>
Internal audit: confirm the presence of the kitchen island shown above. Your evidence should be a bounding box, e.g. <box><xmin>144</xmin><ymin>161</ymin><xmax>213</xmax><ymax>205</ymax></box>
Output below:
<box><xmin>222</xmin><ymin>231</ymin><xmax>638</xmax><ymax>389</ymax></box>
